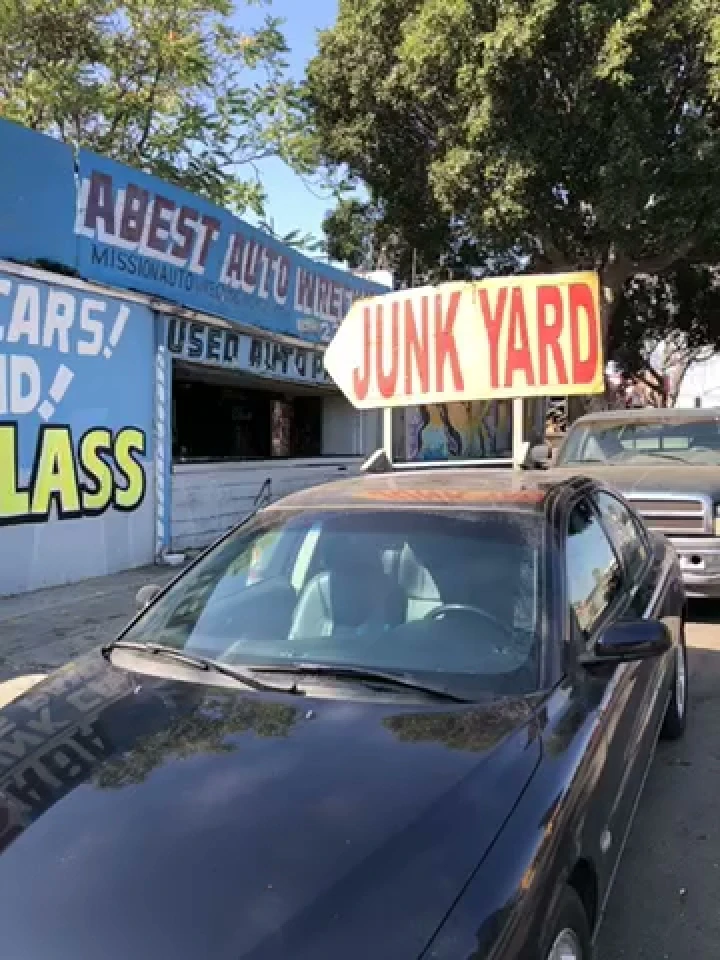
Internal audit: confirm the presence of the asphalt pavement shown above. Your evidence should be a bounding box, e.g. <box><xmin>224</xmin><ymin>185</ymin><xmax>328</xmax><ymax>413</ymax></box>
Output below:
<box><xmin>0</xmin><ymin>571</ymin><xmax>719</xmax><ymax>957</ymax></box>
<box><xmin>0</xmin><ymin>562</ymin><xmax>185</xmax><ymax>688</ymax></box>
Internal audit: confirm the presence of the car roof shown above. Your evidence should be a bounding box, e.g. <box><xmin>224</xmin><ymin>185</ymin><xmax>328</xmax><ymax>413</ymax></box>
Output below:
<box><xmin>572</xmin><ymin>406</ymin><xmax>720</xmax><ymax>425</ymax></box>
<box><xmin>264</xmin><ymin>467</ymin><xmax>566</xmax><ymax>513</ymax></box>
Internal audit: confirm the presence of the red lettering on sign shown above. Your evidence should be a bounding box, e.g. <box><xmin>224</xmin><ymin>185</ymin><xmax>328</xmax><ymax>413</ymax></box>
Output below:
<box><xmin>276</xmin><ymin>256</ymin><xmax>290</xmax><ymax>301</ymax></box>
<box><xmin>569</xmin><ymin>282</ymin><xmax>599</xmax><ymax>384</ymax></box>
<box><xmin>84</xmin><ymin>172</ymin><xmax>115</xmax><ymax>236</ymax></box>
<box><xmin>435</xmin><ymin>292</ymin><xmax>464</xmax><ymax>393</ymax></box>
<box><xmin>119</xmin><ymin>185</ymin><xmax>150</xmax><ymax>244</ymax></box>
<box><xmin>504</xmin><ymin>287</ymin><xmax>535</xmax><ymax>387</ymax></box>
<box><xmin>222</xmin><ymin>234</ymin><xmax>243</xmax><ymax>286</ymax></box>
<box><xmin>377</xmin><ymin>303</ymin><xmax>399</xmax><ymax>399</ymax></box>
<box><xmin>537</xmin><ymin>285</ymin><xmax>568</xmax><ymax>386</ymax></box>
<box><xmin>170</xmin><ymin>206</ymin><xmax>199</xmax><ymax>261</ymax></box>
<box><xmin>404</xmin><ymin>296</ymin><xmax>429</xmax><ymax>395</ymax></box>
<box><xmin>479</xmin><ymin>287</ymin><xmax>507</xmax><ymax>389</ymax></box>
<box><xmin>242</xmin><ymin>240</ymin><xmax>259</xmax><ymax>292</ymax></box>
<box><xmin>352</xmin><ymin>306</ymin><xmax>372</xmax><ymax>402</ymax></box>
<box><xmin>296</xmin><ymin>269</ymin><xmax>316</xmax><ymax>311</ymax></box>
<box><xmin>318</xmin><ymin>278</ymin><xmax>330</xmax><ymax>316</ymax></box>
<box><xmin>146</xmin><ymin>195</ymin><xmax>175</xmax><ymax>254</ymax></box>
<box><xmin>329</xmin><ymin>274</ymin><xmax>601</xmax><ymax>407</ymax></box>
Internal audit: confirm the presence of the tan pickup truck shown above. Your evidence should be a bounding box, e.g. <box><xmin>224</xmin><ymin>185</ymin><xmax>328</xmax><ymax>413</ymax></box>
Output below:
<box><xmin>533</xmin><ymin>406</ymin><xmax>720</xmax><ymax>599</ymax></box>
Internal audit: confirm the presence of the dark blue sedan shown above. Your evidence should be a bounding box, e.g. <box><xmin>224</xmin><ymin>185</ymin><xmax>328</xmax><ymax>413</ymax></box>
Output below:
<box><xmin>0</xmin><ymin>469</ymin><xmax>687</xmax><ymax>959</ymax></box>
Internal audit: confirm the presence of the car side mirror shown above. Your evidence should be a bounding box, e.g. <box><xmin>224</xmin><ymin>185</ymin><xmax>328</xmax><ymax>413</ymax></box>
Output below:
<box><xmin>136</xmin><ymin>584</ymin><xmax>162</xmax><ymax>611</ymax></box>
<box><xmin>530</xmin><ymin>444</ymin><xmax>553</xmax><ymax>468</ymax></box>
<box><xmin>584</xmin><ymin>619</ymin><xmax>672</xmax><ymax>665</ymax></box>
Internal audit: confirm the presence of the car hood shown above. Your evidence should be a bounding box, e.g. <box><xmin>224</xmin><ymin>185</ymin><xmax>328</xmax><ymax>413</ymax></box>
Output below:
<box><xmin>0</xmin><ymin>653</ymin><xmax>541</xmax><ymax>960</ymax></box>
<box><xmin>548</xmin><ymin>463</ymin><xmax>720</xmax><ymax>499</ymax></box>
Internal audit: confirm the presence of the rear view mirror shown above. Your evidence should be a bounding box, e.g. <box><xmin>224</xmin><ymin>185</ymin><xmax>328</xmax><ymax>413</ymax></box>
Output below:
<box><xmin>136</xmin><ymin>584</ymin><xmax>162</xmax><ymax>611</ymax></box>
<box><xmin>586</xmin><ymin>619</ymin><xmax>672</xmax><ymax>665</ymax></box>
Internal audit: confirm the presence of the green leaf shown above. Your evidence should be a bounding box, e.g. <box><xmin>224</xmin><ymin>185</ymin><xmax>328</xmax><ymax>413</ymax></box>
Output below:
<box><xmin>0</xmin><ymin>0</ymin><xmax>320</xmax><ymax>220</ymax></box>
<box><xmin>308</xmin><ymin>0</ymin><xmax>720</xmax><ymax>353</ymax></box>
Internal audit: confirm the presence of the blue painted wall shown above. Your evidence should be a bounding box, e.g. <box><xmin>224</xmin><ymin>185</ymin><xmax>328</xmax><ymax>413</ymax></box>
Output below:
<box><xmin>0</xmin><ymin>269</ymin><xmax>155</xmax><ymax>594</ymax></box>
<box><xmin>0</xmin><ymin>121</ymin><xmax>77</xmax><ymax>270</ymax></box>
<box><xmin>0</xmin><ymin>118</ymin><xmax>388</xmax><ymax>593</ymax></box>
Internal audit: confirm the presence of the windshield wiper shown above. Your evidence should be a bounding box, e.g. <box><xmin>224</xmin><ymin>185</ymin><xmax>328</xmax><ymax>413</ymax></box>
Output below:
<box><xmin>248</xmin><ymin>662</ymin><xmax>473</xmax><ymax>703</ymax></box>
<box><xmin>103</xmin><ymin>640</ymin><xmax>302</xmax><ymax>695</ymax></box>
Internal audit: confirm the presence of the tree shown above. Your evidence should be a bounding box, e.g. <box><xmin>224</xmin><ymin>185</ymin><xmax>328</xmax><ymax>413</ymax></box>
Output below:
<box><xmin>307</xmin><ymin>0</ymin><xmax>720</xmax><ymax>347</ymax></box>
<box><xmin>258</xmin><ymin>216</ymin><xmax>324</xmax><ymax>255</ymax></box>
<box><xmin>611</xmin><ymin>261</ymin><xmax>720</xmax><ymax>399</ymax></box>
<box><xmin>0</xmin><ymin>0</ymin><xmax>315</xmax><ymax>215</ymax></box>
<box><xmin>322</xmin><ymin>198</ymin><xmax>379</xmax><ymax>270</ymax></box>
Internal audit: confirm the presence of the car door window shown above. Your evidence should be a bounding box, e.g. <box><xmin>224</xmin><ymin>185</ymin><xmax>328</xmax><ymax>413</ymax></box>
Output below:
<box><xmin>565</xmin><ymin>498</ymin><xmax>623</xmax><ymax>640</ymax></box>
<box><xmin>594</xmin><ymin>491</ymin><xmax>649</xmax><ymax>583</ymax></box>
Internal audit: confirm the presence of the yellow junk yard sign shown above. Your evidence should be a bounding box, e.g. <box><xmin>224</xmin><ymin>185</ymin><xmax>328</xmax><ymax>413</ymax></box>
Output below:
<box><xmin>323</xmin><ymin>272</ymin><xmax>604</xmax><ymax>410</ymax></box>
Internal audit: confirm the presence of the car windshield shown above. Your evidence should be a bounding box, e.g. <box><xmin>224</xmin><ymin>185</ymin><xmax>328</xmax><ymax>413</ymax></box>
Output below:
<box><xmin>119</xmin><ymin>507</ymin><xmax>543</xmax><ymax>698</ymax></box>
<box><xmin>558</xmin><ymin>417</ymin><xmax>720</xmax><ymax>466</ymax></box>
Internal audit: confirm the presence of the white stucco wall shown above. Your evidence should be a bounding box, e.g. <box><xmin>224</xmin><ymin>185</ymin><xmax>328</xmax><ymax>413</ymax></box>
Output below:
<box><xmin>322</xmin><ymin>396</ymin><xmax>381</xmax><ymax>456</ymax></box>
<box><xmin>675</xmin><ymin>353</ymin><xmax>720</xmax><ymax>408</ymax></box>
<box><xmin>0</xmin><ymin>268</ymin><xmax>156</xmax><ymax>598</ymax></box>
<box><xmin>170</xmin><ymin>457</ymin><xmax>365</xmax><ymax>553</ymax></box>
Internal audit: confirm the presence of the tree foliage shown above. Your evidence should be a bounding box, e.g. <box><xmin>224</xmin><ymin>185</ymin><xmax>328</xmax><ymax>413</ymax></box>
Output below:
<box><xmin>322</xmin><ymin>199</ymin><xmax>378</xmax><ymax>270</ymax></box>
<box><xmin>610</xmin><ymin>262</ymin><xmax>720</xmax><ymax>395</ymax></box>
<box><xmin>307</xmin><ymin>0</ymin><xmax>720</xmax><ymax>359</ymax></box>
<box><xmin>0</xmin><ymin>0</ymin><xmax>315</xmax><ymax>214</ymax></box>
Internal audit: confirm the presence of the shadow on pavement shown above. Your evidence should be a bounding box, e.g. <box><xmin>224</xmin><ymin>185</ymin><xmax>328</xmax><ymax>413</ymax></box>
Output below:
<box><xmin>688</xmin><ymin>598</ymin><xmax>720</xmax><ymax>625</ymax></box>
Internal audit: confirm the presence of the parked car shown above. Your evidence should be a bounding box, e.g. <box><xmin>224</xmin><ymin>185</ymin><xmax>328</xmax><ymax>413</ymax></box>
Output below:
<box><xmin>534</xmin><ymin>407</ymin><xmax>720</xmax><ymax>598</ymax></box>
<box><xmin>0</xmin><ymin>469</ymin><xmax>686</xmax><ymax>960</ymax></box>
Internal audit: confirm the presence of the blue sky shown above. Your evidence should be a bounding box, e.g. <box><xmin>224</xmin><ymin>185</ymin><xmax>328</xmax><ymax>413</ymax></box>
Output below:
<box><xmin>237</xmin><ymin>0</ymin><xmax>341</xmax><ymax>247</ymax></box>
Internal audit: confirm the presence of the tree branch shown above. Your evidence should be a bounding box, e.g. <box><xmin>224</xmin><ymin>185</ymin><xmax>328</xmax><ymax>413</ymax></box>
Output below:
<box><xmin>135</xmin><ymin>59</ymin><xmax>164</xmax><ymax>157</ymax></box>
<box><xmin>631</xmin><ymin>229</ymin><xmax>703</xmax><ymax>276</ymax></box>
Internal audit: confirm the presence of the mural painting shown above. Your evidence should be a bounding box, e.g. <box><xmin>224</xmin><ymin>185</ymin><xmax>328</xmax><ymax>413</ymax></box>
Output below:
<box><xmin>406</xmin><ymin>397</ymin><xmax>547</xmax><ymax>462</ymax></box>
<box><xmin>0</xmin><ymin>270</ymin><xmax>155</xmax><ymax>595</ymax></box>
<box><xmin>406</xmin><ymin>401</ymin><xmax>514</xmax><ymax>461</ymax></box>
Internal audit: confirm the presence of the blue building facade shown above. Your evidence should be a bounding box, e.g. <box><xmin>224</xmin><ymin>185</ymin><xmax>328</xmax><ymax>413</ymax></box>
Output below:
<box><xmin>0</xmin><ymin>120</ymin><xmax>387</xmax><ymax>595</ymax></box>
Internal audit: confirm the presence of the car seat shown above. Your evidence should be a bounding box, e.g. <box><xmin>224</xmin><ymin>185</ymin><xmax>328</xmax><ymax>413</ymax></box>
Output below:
<box><xmin>288</xmin><ymin>536</ymin><xmax>407</xmax><ymax>643</ymax></box>
<box><xmin>397</xmin><ymin>545</ymin><xmax>442</xmax><ymax>620</ymax></box>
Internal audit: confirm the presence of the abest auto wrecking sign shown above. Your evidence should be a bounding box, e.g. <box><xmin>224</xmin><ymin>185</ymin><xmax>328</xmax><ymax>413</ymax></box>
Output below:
<box><xmin>323</xmin><ymin>273</ymin><xmax>604</xmax><ymax>408</ymax></box>
<box><xmin>74</xmin><ymin>151</ymin><xmax>386</xmax><ymax>344</ymax></box>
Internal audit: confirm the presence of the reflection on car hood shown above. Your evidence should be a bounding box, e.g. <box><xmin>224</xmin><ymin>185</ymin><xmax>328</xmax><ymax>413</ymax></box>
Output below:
<box><xmin>0</xmin><ymin>653</ymin><xmax>541</xmax><ymax>960</ymax></box>
<box><xmin>549</xmin><ymin>464</ymin><xmax>720</xmax><ymax>499</ymax></box>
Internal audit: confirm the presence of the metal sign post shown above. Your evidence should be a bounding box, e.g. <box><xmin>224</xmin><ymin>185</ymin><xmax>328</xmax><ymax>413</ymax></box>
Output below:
<box><xmin>512</xmin><ymin>397</ymin><xmax>526</xmax><ymax>469</ymax></box>
<box><xmin>382</xmin><ymin>407</ymin><xmax>393</xmax><ymax>461</ymax></box>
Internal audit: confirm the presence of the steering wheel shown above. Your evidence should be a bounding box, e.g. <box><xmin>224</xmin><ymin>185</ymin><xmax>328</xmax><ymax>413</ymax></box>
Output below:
<box><xmin>424</xmin><ymin>603</ymin><xmax>515</xmax><ymax>645</ymax></box>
